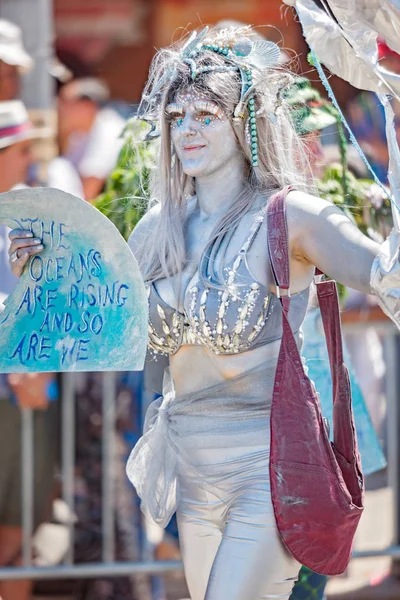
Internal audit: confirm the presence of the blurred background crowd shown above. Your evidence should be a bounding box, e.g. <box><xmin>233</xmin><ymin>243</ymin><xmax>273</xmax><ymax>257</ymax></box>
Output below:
<box><xmin>0</xmin><ymin>1</ymin><xmax>399</xmax><ymax>600</ymax></box>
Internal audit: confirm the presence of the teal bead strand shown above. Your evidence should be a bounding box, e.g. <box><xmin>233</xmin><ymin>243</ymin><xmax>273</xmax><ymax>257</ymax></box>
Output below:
<box><xmin>248</xmin><ymin>93</ymin><xmax>258</xmax><ymax>167</ymax></box>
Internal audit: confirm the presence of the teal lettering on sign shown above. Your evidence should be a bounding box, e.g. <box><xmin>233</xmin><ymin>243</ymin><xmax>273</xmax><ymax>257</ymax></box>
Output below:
<box><xmin>0</xmin><ymin>188</ymin><xmax>148</xmax><ymax>372</ymax></box>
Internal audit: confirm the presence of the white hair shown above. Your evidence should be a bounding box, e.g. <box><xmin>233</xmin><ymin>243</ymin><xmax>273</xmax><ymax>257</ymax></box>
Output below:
<box><xmin>134</xmin><ymin>26</ymin><xmax>315</xmax><ymax>283</ymax></box>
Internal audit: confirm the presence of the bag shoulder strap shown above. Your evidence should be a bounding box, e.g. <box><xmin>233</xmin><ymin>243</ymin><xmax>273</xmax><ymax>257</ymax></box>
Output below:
<box><xmin>266</xmin><ymin>186</ymin><xmax>345</xmax><ymax>399</ymax></box>
<box><xmin>315</xmin><ymin>279</ymin><xmax>344</xmax><ymax>369</ymax></box>
<box><xmin>266</xmin><ymin>186</ymin><xmax>292</xmax><ymax>314</ymax></box>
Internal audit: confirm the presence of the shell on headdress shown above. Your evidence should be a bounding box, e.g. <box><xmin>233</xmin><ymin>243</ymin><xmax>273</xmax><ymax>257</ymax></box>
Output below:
<box><xmin>248</xmin><ymin>41</ymin><xmax>281</xmax><ymax>69</ymax></box>
<box><xmin>229</xmin><ymin>39</ymin><xmax>281</xmax><ymax>71</ymax></box>
<box><xmin>231</xmin><ymin>38</ymin><xmax>253</xmax><ymax>57</ymax></box>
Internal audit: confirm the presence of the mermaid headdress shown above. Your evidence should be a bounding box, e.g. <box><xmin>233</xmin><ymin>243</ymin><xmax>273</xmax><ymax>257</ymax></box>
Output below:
<box><xmin>142</xmin><ymin>27</ymin><xmax>281</xmax><ymax>167</ymax></box>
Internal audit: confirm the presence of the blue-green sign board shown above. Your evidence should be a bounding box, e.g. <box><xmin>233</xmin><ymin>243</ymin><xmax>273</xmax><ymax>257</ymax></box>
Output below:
<box><xmin>0</xmin><ymin>188</ymin><xmax>147</xmax><ymax>372</ymax></box>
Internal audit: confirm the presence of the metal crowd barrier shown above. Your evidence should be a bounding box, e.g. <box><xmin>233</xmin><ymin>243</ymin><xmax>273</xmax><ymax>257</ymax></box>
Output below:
<box><xmin>13</xmin><ymin>370</ymin><xmax>183</xmax><ymax>583</ymax></box>
<box><xmin>1</xmin><ymin>320</ymin><xmax>399</xmax><ymax>582</ymax></box>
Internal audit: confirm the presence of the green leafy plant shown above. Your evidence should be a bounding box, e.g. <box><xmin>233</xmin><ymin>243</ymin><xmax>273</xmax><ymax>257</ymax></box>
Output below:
<box><xmin>317</xmin><ymin>162</ymin><xmax>392</xmax><ymax>301</ymax></box>
<box><xmin>94</xmin><ymin>119</ymin><xmax>157</xmax><ymax>241</ymax></box>
<box><xmin>318</xmin><ymin>163</ymin><xmax>392</xmax><ymax>237</ymax></box>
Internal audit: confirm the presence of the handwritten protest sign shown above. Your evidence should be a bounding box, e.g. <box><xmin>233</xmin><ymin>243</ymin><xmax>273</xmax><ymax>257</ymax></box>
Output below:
<box><xmin>0</xmin><ymin>188</ymin><xmax>148</xmax><ymax>372</ymax></box>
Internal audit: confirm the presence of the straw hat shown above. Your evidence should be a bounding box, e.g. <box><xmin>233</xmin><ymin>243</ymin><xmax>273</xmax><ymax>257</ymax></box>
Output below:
<box><xmin>0</xmin><ymin>100</ymin><xmax>50</xmax><ymax>149</ymax></box>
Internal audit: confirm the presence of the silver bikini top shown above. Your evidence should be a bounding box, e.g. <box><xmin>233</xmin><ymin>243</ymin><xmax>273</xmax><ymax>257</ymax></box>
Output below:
<box><xmin>147</xmin><ymin>204</ymin><xmax>309</xmax><ymax>356</ymax></box>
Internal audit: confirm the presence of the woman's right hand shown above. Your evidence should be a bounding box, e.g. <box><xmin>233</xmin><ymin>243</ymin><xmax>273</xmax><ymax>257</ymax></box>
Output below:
<box><xmin>8</xmin><ymin>229</ymin><xmax>44</xmax><ymax>278</ymax></box>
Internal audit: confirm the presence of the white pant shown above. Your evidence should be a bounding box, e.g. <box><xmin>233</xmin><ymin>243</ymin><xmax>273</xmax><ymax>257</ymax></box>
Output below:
<box><xmin>177</xmin><ymin>477</ymin><xmax>298</xmax><ymax>600</ymax></box>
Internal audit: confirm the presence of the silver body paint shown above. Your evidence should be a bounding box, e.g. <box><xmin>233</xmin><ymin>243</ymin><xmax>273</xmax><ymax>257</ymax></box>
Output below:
<box><xmin>128</xmin><ymin>84</ymin><xmax>397</xmax><ymax>599</ymax></box>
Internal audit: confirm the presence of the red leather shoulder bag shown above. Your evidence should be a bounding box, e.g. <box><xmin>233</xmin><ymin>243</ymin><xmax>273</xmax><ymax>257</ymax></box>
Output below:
<box><xmin>267</xmin><ymin>187</ymin><xmax>364</xmax><ymax>576</ymax></box>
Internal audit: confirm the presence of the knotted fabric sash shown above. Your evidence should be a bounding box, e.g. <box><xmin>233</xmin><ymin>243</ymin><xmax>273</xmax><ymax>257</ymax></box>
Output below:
<box><xmin>126</xmin><ymin>336</ymin><xmax>304</xmax><ymax>527</ymax></box>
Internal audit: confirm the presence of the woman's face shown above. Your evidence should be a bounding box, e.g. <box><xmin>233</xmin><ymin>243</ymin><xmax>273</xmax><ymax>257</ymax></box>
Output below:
<box><xmin>166</xmin><ymin>88</ymin><xmax>243</xmax><ymax>179</ymax></box>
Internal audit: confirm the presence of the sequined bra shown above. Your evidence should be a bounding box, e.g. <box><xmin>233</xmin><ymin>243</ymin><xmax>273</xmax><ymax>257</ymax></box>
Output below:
<box><xmin>147</xmin><ymin>203</ymin><xmax>309</xmax><ymax>356</ymax></box>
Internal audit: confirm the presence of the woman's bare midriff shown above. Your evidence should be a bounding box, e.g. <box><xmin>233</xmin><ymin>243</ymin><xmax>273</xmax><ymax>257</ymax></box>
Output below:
<box><xmin>169</xmin><ymin>338</ymin><xmax>281</xmax><ymax>396</ymax></box>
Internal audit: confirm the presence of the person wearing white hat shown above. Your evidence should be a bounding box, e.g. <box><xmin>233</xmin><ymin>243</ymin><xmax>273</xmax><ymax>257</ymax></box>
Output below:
<box><xmin>0</xmin><ymin>18</ymin><xmax>71</xmax><ymax>103</ymax></box>
<box><xmin>0</xmin><ymin>99</ymin><xmax>47</xmax><ymax>182</ymax></box>
<box><xmin>57</xmin><ymin>77</ymin><xmax>125</xmax><ymax>200</ymax></box>
<box><xmin>0</xmin><ymin>19</ymin><xmax>33</xmax><ymax>70</ymax></box>
<box><xmin>0</xmin><ymin>99</ymin><xmax>58</xmax><ymax>600</ymax></box>
<box><xmin>0</xmin><ymin>19</ymin><xmax>33</xmax><ymax>101</ymax></box>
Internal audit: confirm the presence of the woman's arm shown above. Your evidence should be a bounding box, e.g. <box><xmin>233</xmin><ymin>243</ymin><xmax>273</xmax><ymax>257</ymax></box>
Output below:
<box><xmin>286</xmin><ymin>190</ymin><xmax>380</xmax><ymax>294</ymax></box>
